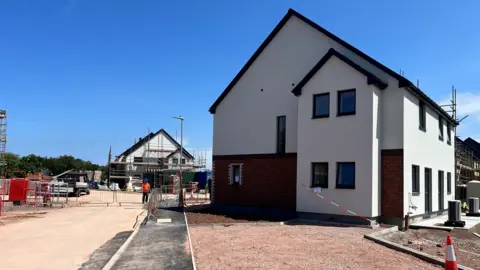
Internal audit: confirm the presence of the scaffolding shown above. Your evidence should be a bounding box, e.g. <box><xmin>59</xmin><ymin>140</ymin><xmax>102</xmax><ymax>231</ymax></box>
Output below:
<box><xmin>107</xmin><ymin>129</ymin><xmax>207</xmax><ymax>189</ymax></box>
<box><xmin>0</xmin><ymin>109</ymin><xmax>6</xmax><ymax>174</ymax></box>
<box><xmin>456</xmin><ymin>138</ymin><xmax>480</xmax><ymax>184</ymax></box>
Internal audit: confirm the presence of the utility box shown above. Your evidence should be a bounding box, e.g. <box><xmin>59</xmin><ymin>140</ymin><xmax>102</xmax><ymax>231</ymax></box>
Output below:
<box><xmin>467</xmin><ymin>197</ymin><xmax>480</xmax><ymax>216</ymax></box>
<box><xmin>9</xmin><ymin>178</ymin><xmax>29</xmax><ymax>204</ymax></box>
<box><xmin>444</xmin><ymin>200</ymin><xmax>466</xmax><ymax>227</ymax></box>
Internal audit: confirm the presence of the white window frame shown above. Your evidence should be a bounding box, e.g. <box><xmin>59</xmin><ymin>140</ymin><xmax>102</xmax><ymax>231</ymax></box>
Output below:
<box><xmin>228</xmin><ymin>163</ymin><xmax>244</xmax><ymax>185</ymax></box>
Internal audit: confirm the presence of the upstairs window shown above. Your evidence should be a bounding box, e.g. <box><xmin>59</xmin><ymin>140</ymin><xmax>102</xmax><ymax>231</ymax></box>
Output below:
<box><xmin>276</xmin><ymin>116</ymin><xmax>286</xmax><ymax>154</ymax></box>
<box><xmin>336</xmin><ymin>162</ymin><xmax>355</xmax><ymax>189</ymax></box>
<box><xmin>313</xmin><ymin>93</ymin><xmax>330</xmax><ymax>118</ymax></box>
<box><xmin>438</xmin><ymin>117</ymin><xmax>444</xmax><ymax>140</ymax></box>
<box><xmin>419</xmin><ymin>101</ymin><xmax>426</xmax><ymax>131</ymax></box>
<box><xmin>311</xmin><ymin>163</ymin><xmax>328</xmax><ymax>188</ymax></box>
<box><xmin>182</xmin><ymin>159</ymin><xmax>186</xmax><ymax>164</ymax></box>
<box><xmin>337</xmin><ymin>89</ymin><xmax>356</xmax><ymax>116</ymax></box>
<box><xmin>133</xmin><ymin>157</ymin><xmax>143</xmax><ymax>163</ymax></box>
<box><xmin>173</xmin><ymin>158</ymin><xmax>178</xmax><ymax>164</ymax></box>
<box><xmin>412</xmin><ymin>165</ymin><xmax>420</xmax><ymax>194</ymax></box>
<box><xmin>447</xmin><ymin>123</ymin><xmax>452</xmax><ymax>145</ymax></box>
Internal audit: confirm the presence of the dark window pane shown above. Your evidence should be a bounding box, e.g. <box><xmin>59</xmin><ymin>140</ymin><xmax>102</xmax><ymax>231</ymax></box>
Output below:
<box><xmin>439</xmin><ymin>118</ymin><xmax>444</xmax><ymax>137</ymax></box>
<box><xmin>337</xmin><ymin>163</ymin><xmax>355</xmax><ymax>188</ymax></box>
<box><xmin>338</xmin><ymin>90</ymin><xmax>356</xmax><ymax>115</ymax></box>
<box><xmin>412</xmin><ymin>165</ymin><xmax>420</xmax><ymax>193</ymax></box>
<box><xmin>232</xmin><ymin>165</ymin><xmax>240</xmax><ymax>184</ymax></box>
<box><xmin>277</xmin><ymin>116</ymin><xmax>286</xmax><ymax>153</ymax></box>
<box><xmin>312</xmin><ymin>163</ymin><xmax>328</xmax><ymax>188</ymax></box>
<box><xmin>447</xmin><ymin>124</ymin><xmax>451</xmax><ymax>142</ymax></box>
<box><xmin>447</xmin><ymin>172</ymin><xmax>452</xmax><ymax>193</ymax></box>
<box><xmin>313</xmin><ymin>93</ymin><xmax>329</xmax><ymax>117</ymax></box>
<box><xmin>419</xmin><ymin>102</ymin><xmax>426</xmax><ymax>129</ymax></box>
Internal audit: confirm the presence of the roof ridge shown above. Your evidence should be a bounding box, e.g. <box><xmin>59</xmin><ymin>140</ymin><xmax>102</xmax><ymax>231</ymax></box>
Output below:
<box><xmin>116</xmin><ymin>128</ymin><xmax>194</xmax><ymax>159</ymax></box>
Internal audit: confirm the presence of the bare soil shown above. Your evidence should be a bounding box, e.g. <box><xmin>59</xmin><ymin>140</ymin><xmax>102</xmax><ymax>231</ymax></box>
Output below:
<box><xmin>0</xmin><ymin>205</ymin><xmax>144</xmax><ymax>270</ymax></box>
<box><xmin>0</xmin><ymin>209</ymin><xmax>52</xmax><ymax>225</ymax></box>
<box><xmin>190</xmin><ymin>225</ymin><xmax>440</xmax><ymax>269</ymax></box>
<box><xmin>186</xmin><ymin>207</ymin><xmax>296</xmax><ymax>224</ymax></box>
<box><xmin>380</xmin><ymin>224</ymin><xmax>480</xmax><ymax>269</ymax></box>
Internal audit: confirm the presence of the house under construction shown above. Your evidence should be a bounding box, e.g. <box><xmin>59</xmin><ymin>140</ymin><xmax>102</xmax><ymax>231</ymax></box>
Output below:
<box><xmin>455</xmin><ymin>136</ymin><xmax>480</xmax><ymax>200</ymax></box>
<box><xmin>108</xmin><ymin>128</ymin><xmax>207</xmax><ymax>189</ymax></box>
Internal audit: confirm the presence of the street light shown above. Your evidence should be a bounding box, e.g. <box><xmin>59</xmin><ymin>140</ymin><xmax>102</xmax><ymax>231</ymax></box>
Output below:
<box><xmin>173</xmin><ymin>116</ymin><xmax>184</xmax><ymax>207</ymax></box>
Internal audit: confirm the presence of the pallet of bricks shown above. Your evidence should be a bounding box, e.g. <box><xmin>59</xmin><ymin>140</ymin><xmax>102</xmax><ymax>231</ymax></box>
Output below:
<box><xmin>166</xmin><ymin>174</ymin><xmax>180</xmax><ymax>195</ymax></box>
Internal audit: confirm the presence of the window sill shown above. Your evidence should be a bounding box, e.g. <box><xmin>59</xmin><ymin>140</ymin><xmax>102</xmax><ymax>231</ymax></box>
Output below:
<box><xmin>438</xmin><ymin>136</ymin><xmax>444</xmax><ymax>141</ymax></box>
<box><xmin>337</xmin><ymin>112</ymin><xmax>356</xmax><ymax>117</ymax></box>
<box><xmin>312</xmin><ymin>115</ymin><xmax>329</xmax><ymax>119</ymax></box>
<box><xmin>336</xmin><ymin>185</ymin><xmax>355</xmax><ymax>189</ymax></box>
<box><xmin>419</xmin><ymin>126</ymin><xmax>426</xmax><ymax>132</ymax></box>
<box><xmin>447</xmin><ymin>192</ymin><xmax>452</xmax><ymax>195</ymax></box>
<box><xmin>311</xmin><ymin>186</ymin><xmax>328</xmax><ymax>189</ymax></box>
<box><xmin>412</xmin><ymin>192</ymin><xmax>420</xmax><ymax>196</ymax></box>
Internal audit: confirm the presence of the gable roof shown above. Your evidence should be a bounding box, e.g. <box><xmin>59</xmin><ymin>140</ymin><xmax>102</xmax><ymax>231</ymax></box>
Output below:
<box><xmin>208</xmin><ymin>9</ymin><xmax>458</xmax><ymax>125</ymax></box>
<box><xmin>117</xmin><ymin>129</ymin><xmax>194</xmax><ymax>160</ymax></box>
<box><xmin>464</xmin><ymin>137</ymin><xmax>480</xmax><ymax>157</ymax></box>
<box><xmin>292</xmin><ymin>48</ymin><xmax>388</xmax><ymax>95</ymax></box>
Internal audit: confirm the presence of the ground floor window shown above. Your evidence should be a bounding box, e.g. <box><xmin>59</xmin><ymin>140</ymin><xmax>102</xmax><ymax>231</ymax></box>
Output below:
<box><xmin>447</xmin><ymin>172</ymin><xmax>452</xmax><ymax>194</ymax></box>
<box><xmin>336</xmin><ymin>162</ymin><xmax>355</xmax><ymax>189</ymax></box>
<box><xmin>412</xmin><ymin>165</ymin><xmax>420</xmax><ymax>194</ymax></box>
<box><xmin>311</xmin><ymin>162</ymin><xmax>328</xmax><ymax>188</ymax></box>
<box><xmin>229</xmin><ymin>164</ymin><xmax>243</xmax><ymax>185</ymax></box>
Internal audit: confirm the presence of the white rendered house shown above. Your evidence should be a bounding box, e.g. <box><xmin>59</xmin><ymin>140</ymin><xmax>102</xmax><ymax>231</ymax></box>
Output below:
<box><xmin>209</xmin><ymin>9</ymin><xmax>457</xmax><ymax>225</ymax></box>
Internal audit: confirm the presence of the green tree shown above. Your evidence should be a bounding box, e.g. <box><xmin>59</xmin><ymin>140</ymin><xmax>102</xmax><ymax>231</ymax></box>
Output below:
<box><xmin>3</xmin><ymin>152</ymin><xmax>105</xmax><ymax>178</ymax></box>
<box><xmin>4</xmin><ymin>152</ymin><xmax>21</xmax><ymax>177</ymax></box>
<box><xmin>19</xmin><ymin>154</ymin><xmax>45</xmax><ymax>174</ymax></box>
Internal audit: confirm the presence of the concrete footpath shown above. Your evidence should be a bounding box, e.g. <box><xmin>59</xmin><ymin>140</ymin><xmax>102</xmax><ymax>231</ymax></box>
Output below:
<box><xmin>111</xmin><ymin>208</ymin><xmax>194</xmax><ymax>270</ymax></box>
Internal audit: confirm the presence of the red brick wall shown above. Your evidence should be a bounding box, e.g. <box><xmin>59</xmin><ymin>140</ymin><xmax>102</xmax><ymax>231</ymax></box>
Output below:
<box><xmin>212</xmin><ymin>153</ymin><xmax>297</xmax><ymax>210</ymax></box>
<box><xmin>381</xmin><ymin>149</ymin><xmax>404</xmax><ymax>218</ymax></box>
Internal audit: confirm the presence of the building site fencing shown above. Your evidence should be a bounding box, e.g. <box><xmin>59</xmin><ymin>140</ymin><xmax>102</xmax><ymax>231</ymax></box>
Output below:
<box><xmin>0</xmin><ymin>179</ymin><xmax>69</xmax><ymax>216</ymax></box>
<box><xmin>75</xmin><ymin>189</ymin><xmax>143</xmax><ymax>206</ymax></box>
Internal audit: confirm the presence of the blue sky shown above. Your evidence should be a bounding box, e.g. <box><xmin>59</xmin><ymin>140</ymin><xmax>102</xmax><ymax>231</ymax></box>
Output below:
<box><xmin>1</xmin><ymin>0</ymin><xmax>479</xmax><ymax>168</ymax></box>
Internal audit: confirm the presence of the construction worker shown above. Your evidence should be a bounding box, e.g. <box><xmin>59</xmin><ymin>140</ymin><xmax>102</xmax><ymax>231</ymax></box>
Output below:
<box><xmin>142</xmin><ymin>179</ymin><xmax>151</xmax><ymax>204</ymax></box>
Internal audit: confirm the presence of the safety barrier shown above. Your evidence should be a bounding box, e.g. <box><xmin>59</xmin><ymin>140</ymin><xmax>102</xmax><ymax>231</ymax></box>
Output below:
<box><xmin>76</xmin><ymin>189</ymin><xmax>145</xmax><ymax>206</ymax></box>
<box><xmin>0</xmin><ymin>180</ymin><xmax>69</xmax><ymax>216</ymax></box>
<box><xmin>183</xmin><ymin>183</ymin><xmax>210</xmax><ymax>206</ymax></box>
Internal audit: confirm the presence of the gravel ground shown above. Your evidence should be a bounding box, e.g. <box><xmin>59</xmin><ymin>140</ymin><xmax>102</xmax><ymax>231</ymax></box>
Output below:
<box><xmin>381</xmin><ymin>226</ymin><xmax>480</xmax><ymax>269</ymax></box>
<box><xmin>186</xmin><ymin>207</ymin><xmax>295</xmax><ymax>224</ymax></box>
<box><xmin>190</xmin><ymin>225</ymin><xmax>440</xmax><ymax>270</ymax></box>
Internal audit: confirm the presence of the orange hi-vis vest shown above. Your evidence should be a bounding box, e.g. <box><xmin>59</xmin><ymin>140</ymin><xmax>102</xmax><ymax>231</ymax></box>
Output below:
<box><xmin>142</xmin><ymin>182</ymin><xmax>150</xmax><ymax>193</ymax></box>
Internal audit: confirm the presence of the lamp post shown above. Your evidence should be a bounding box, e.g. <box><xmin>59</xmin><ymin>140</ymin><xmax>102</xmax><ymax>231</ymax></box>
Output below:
<box><xmin>173</xmin><ymin>116</ymin><xmax>184</xmax><ymax>207</ymax></box>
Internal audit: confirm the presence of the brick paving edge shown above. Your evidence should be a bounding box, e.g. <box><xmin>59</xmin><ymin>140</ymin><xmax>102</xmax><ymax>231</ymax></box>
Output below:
<box><xmin>364</xmin><ymin>229</ymin><xmax>474</xmax><ymax>270</ymax></box>
<box><xmin>184</xmin><ymin>210</ymin><xmax>197</xmax><ymax>270</ymax></box>
<box><xmin>101</xmin><ymin>212</ymin><xmax>147</xmax><ymax>270</ymax></box>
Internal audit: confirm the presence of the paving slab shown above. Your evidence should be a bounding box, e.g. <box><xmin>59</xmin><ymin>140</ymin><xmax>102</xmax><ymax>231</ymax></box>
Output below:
<box><xmin>112</xmin><ymin>208</ymin><xmax>193</xmax><ymax>270</ymax></box>
<box><xmin>410</xmin><ymin>214</ymin><xmax>480</xmax><ymax>230</ymax></box>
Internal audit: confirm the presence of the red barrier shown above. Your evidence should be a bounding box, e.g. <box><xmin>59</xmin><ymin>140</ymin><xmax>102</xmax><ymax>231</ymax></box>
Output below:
<box><xmin>9</xmin><ymin>178</ymin><xmax>29</xmax><ymax>203</ymax></box>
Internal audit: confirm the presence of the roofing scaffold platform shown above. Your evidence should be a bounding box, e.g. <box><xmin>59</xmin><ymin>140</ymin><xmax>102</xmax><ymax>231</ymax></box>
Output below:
<box><xmin>0</xmin><ymin>109</ymin><xmax>6</xmax><ymax>170</ymax></box>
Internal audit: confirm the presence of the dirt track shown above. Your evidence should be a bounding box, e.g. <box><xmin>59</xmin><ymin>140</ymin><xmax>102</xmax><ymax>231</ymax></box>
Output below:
<box><xmin>0</xmin><ymin>205</ymin><xmax>144</xmax><ymax>270</ymax></box>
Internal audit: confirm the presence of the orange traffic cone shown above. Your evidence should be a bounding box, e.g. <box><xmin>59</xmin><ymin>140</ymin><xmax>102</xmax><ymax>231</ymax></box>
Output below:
<box><xmin>445</xmin><ymin>235</ymin><xmax>458</xmax><ymax>270</ymax></box>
